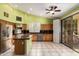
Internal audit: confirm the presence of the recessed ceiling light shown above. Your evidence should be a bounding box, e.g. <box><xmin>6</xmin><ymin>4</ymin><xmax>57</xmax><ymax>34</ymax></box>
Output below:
<box><xmin>29</xmin><ymin>8</ymin><xmax>32</xmax><ymax>11</ymax></box>
<box><xmin>27</xmin><ymin>8</ymin><xmax>32</xmax><ymax>13</ymax></box>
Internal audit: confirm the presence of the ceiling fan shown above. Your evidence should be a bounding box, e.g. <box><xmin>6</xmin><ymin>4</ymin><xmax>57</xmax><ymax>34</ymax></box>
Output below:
<box><xmin>46</xmin><ymin>5</ymin><xmax>61</xmax><ymax>15</ymax></box>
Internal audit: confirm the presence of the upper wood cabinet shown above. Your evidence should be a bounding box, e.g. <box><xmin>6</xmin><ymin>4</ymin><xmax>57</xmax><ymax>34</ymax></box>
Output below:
<box><xmin>22</xmin><ymin>24</ymin><xmax>27</xmax><ymax>30</ymax></box>
<box><xmin>41</xmin><ymin>24</ymin><xmax>53</xmax><ymax>30</ymax></box>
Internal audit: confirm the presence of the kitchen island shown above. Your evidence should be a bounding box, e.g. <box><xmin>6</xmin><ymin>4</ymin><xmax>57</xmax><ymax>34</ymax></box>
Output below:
<box><xmin>13</xmin><ymin>35</ymin><xmax>32</xmax><ymax>55</ymax></box>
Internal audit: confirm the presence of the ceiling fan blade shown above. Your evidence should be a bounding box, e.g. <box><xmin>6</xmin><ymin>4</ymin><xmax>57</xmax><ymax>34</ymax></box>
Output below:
<box><xmin>50</xmin><ymin>6</ymin><xmax>54</xmax><ymax>10</ymax></box>
<box><xmin>46</xmin><ymin>12</ymin><xmax>50</xmax><ymax>14</ymax></box>
<box><xmin>45</xmin><ymin>9</ymin><xmax>51</xmax><ymax>11</ymax></box>
<box><xmin>54</xmin><ymin>6</ymin><xmax>57</xmax><ymax>9</ymax></box>
<box><xmin>50</xmin><ymin>6</ymin><xmax>57</xmax><ymax>10</ymax></box>
<box><xmin>55</xmin><ymin>10</ymin><xmax>61</xmax><ymax>12</ymax></box>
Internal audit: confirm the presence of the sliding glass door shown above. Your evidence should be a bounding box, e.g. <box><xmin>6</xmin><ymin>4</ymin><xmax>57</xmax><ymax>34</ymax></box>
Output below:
<box><xmin>73</xmin><ymin>13</ymin><xmax>79</xmax><ymax>52</ymax></box>
<box><xmin>61</xmin><ymin>17</ymin><xmax>73</xmax><ymax>48</ymax></box>
<box><xmin>61</xmin><ymin>13</ymin><xmax>79</xmax><ymax>53</ymax></box>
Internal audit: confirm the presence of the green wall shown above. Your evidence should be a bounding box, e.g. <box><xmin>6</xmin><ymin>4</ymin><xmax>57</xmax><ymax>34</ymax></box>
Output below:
<box><xmin>0</xmin><ymin>4</ymin><xmax>53</xmax><ymax>24</ymax></box>
<box><xmin>24</xmin><ymin>14</ymin><xmax>53</xmax><ymax>24</ymax></box>
<box><xmin>0</xmin><ymin>4</ymin><xmax>15</xmax><ymax>22</ymax></box>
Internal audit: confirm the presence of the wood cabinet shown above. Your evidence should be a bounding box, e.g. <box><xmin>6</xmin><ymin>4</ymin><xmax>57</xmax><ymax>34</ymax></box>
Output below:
<box><xmin>32</xmin><ymin>34</ymin><xmax>53</xmax><ymax>42</ymax></box>
<box><xmin>22</xmin><ymin>24</ymin><xmax>27</xmax><ymax>30</ymax></box>
<box><xmin>43</xmin><ymin>34</ymin><xmax>53</xmax><ymax>42</ymax></box>
<box><xmin>14</xmin><ymin>40</ymin><xmax>26</xmax><ymax>55</ymax></box>
<box><xmin>41</xmin><ymin>24</ymin><xmax>53</xmax><ymax>30</ymax></box>
<box><xmin>31</xmin><ymin>24</ymin><xmax>53</xmax><ymax>42</ymax></box>
<box><xmin>32</xmin><ymin>34</ymin><xmax>37</xmax><ymax>41</ymax></box>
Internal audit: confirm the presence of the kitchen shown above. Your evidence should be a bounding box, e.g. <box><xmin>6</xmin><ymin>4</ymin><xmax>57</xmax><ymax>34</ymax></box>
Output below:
<box><xmin>0</xmin><ymin>3</ymin><xmax>79</xmax><ymax>56</ymax></box>
<box><xmin>0</xmin><ymin>4</ymin><xmax>53</xmax><ymax>55</ymax></box>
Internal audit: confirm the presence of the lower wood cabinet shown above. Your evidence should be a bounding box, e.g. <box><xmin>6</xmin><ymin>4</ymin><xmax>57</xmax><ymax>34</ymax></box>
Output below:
<box><xmin>43</xmin><ymin>34</ymin><xmax>53</xmax><ymax>42</ymax></box>
<box><xmin>32</xmin><ymin>34</ymin><xmax>53</xmax><ymax>42</ymax></box>
<box><xmin>32</xmin><ymin>34</ymin><xmax>37</xmax><ymax>41</ymax></box>
<box><xmin>14</xmin><ymin>40</ymin><xmax>26</xmax><ymax>55</ymax></box>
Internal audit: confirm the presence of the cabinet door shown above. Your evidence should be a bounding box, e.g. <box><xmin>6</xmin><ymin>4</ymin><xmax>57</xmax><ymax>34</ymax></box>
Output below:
<box><xmin>37</xmin><ymin>34</ymin><xmax>43</xmax><ymax>42</ymax></box>
<box><xmin>32</xmin><ymin>34</ymin><xmax>37</xmax><ymax>41</ymax></box>
<box><xmin>43</xmin><ymin>34</ymin><xmax>53</xmax><ymax>42</ymax></box>
<box><xmin>14</xmin><ymin>40</ymin><xmax>25</xmax><ymax>55</ymax></box>
<box><xmin>41</xmin><ymin>24</ymin><xmax>53</xmax><ymax>30</ymax></box>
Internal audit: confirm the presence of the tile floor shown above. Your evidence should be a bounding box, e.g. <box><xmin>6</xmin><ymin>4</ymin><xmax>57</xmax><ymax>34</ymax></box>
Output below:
<box><xmin>0</xmin><ymin>42</ymin><xmax>79</xmax><ymax>56</ymax></box>
<box><xmin>28</xmin><ymin>42</ymin><xmax>79</xmax><ymax>56</ymax></box>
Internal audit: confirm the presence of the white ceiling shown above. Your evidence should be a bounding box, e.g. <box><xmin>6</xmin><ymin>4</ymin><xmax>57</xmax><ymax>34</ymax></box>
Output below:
<box><xmin>10</xmin><ymin>3</ymin><xmax>79</xmax><ymax>19</ymax></box>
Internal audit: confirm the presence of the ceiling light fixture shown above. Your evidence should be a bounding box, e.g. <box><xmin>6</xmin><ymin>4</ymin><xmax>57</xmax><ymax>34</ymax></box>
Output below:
<box><xmin>27</xmin><ymin>8</ymin><xmax>32</xmax><ymax>14</ymax></box>
<box><xmin>50</xmin><ymin>11</ymin><xmax>55</xmax><ymax>14</ymax></box>
<box><xmin>29</xmin><ymin>8</ymin><xmax>32</xmax><ymax>11</ymax></box>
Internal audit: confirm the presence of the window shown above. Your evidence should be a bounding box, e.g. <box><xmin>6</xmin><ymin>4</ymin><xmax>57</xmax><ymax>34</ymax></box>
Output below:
<box><xmin>4</xmin><ymin>12</ymin><xmax>9</xmax><ymax>17</ymax></box>
<box><xmin>16</xmin><ymin>16</ymin><xmax>22</xmax><ymax>21</ymax></box>
<box><xmin>29</xmin><ymin>22</ymin><xmax>40</xmax><ymax>32</ymax></box>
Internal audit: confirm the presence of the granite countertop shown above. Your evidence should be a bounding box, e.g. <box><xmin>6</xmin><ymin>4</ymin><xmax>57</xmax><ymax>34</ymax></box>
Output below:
<box><xmin>14</xmin><ymin>34</ymin><xmax>30</xmax><ymax>40</ymax></box>
<box><xmin>13</xmin><ymin>34</ymin><xmax>32</xmax><ymax>40</ymax></box>
<box><xmin>14</xmin><ymin>37</ymin><xmax>30</xmax><ymax>40</ymax></box>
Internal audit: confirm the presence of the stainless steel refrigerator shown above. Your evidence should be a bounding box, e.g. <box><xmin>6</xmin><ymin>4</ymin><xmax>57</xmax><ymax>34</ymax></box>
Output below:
<box><xmin>0</xmin><ymin>23</ymin><xmax>10</xmax><ymax>54</ymax></box>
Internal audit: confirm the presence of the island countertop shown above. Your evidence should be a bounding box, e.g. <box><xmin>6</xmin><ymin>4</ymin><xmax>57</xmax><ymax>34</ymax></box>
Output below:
<box><xmin>13</xmin><ymin>37</ymin><xmax>30</xmax><ymax>40</ymax></box>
